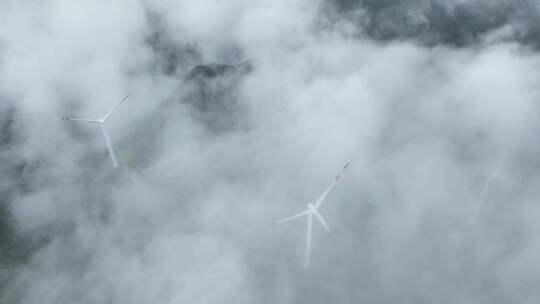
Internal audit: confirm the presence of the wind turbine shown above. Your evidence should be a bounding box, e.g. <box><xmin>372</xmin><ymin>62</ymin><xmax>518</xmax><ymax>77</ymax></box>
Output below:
<box><xmin>61</xmin><ymin>96</ymin><xmax>129</xmax><ymax>168</ymax></box>
<box><xmin>277</xmin><ymin>162</ymin><xmax>349</xmax><ymax>268</ymax></box>
<box><xmin>471</xmin><ymin>154</ymin><xmax>510</xmax><ymax>223</ymax></box>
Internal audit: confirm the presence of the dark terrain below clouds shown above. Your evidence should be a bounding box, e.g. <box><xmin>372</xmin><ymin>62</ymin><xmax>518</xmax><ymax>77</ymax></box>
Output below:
<box><xmin>324</xmin><ymin>0</ymin><xmax>540</xmax><ymax>48</ymax></box>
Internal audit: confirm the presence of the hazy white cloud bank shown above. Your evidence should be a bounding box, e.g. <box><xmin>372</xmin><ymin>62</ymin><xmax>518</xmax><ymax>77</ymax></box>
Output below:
<box><xmin>1</xmin><ymin>0</ymin><xmax>540</xmax><ymax>303</ymax></box>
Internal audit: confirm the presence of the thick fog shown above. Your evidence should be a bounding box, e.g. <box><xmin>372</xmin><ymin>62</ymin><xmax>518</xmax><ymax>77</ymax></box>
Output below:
<box><xmin>2</xmin><ymin>0</ymin><xmax>540</xmax><ymax>303</ymax></box>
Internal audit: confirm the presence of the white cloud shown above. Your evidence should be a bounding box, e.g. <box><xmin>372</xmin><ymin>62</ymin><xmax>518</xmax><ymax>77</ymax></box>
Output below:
<box><xmin>2</xmin><ymin>1</ymin><xmax>540</xmax><ymax>303</ymax></box>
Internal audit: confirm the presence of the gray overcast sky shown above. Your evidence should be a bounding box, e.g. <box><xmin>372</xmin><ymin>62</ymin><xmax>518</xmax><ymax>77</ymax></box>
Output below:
<box><xmin>2</xmin><ymin>1</ymin><xmax>540</xmax><ymax>303</ymax></box>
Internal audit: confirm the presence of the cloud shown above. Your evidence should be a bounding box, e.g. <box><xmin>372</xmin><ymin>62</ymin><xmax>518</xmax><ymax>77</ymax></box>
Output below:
<box><xmin>1</xmin><ymin>0</ymin><xmax>540</xmax><ymax>303</ymax></box>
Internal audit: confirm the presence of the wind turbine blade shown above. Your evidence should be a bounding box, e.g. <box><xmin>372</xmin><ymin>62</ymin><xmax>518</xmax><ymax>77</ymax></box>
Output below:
<box><xmin>101</xmin><ymin>125</ymin><xmax>119</xmax><ymax>168</ymax></box>
<box><xmin>102</xmin><ymin>95</ymin><xmax>128</xmax><ymax>122</ymax></box>
<box><xmin>60</xmin><ymin>117</ymin><xmax>101</xmax><ymax>123</ymax></box>
<box><xmin>314</xmin><ymin>162</ymin><xmax>349</xmax><ymax>209</ymax></box>
<box><xmin>491</xmin><ymin>153</ymin><xmax>511</xmax><ymax>182</ymax></box>
<box><xmin>313</xmin><ymin>210</ymin><xmax>330</xmax><ymax>232</ymax></box>
<box><xmin>471</xmin><ymin>174</ymin><xmax>495</xmax><ymax>222</ymax></box>
<box><xmin>277</xmin><ymin>210</ymin><xmax>310</xmax><ymax>224</ymax></box>
<box><xmin>313</xmin><ymin>180</ymin><xmax>336</xmax><ymax>210</ymax></box>
<box><xmin>495</xmin><ymin>174</ymin><xmax>512</xmax><ymax>183</ymax></box>
<box><xmin>304</xmin><ymin>213</ymin><xmax>313</xmax><ymax>268</ymax></box>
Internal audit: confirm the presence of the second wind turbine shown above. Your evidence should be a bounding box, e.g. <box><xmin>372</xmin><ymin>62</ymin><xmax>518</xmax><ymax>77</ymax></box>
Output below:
<box><xmin>61</xmin><ymin>96</ymin><xmax>128</xmax><ymax>168</ymax></box>
<box><xmin>277</xmin><ymin>162</ymin><xmax>349</xmax><ymax>268</ymax></box>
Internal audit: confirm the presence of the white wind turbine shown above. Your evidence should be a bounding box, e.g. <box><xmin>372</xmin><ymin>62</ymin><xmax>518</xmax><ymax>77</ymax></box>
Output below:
<box><xmin>471</xmin><ymin>153</ymin><xmax>510</xmax><ymax>223</ymax></box>
<box><xmin>277</xmin><ymin>162</ymin><xmax>349</xmax><ymax>268</ymax></box>
<box><xmin>61</xmin><ymin>96</ymin><xmax>129</xmax><ymax>168</ymax></box>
